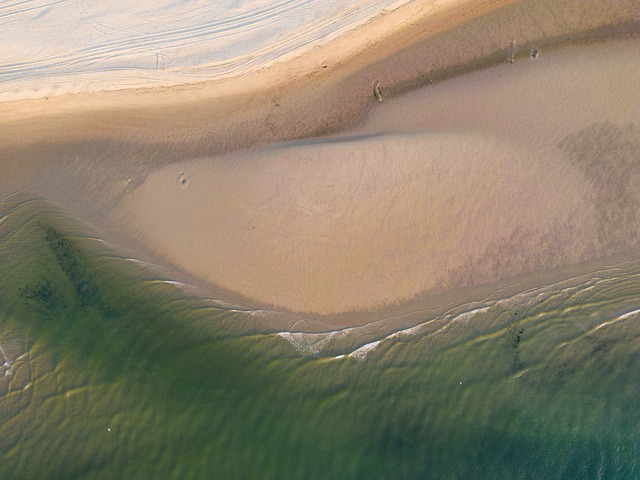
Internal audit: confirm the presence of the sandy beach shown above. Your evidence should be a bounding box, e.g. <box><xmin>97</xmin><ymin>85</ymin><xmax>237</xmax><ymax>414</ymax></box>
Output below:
<box><xmin>0</xmin><ymin>0</ymin><xmax>416</xmax><ymax>102</ymax></box>
<box><xmin>1</xmin><ymin>0</ymin><xmax>638</xmax><ymax>322</ymax></box>
<box><xmin>2</xmin><ymin>0</ymin><xmax>636</xmax><ymax>149</ymax></box>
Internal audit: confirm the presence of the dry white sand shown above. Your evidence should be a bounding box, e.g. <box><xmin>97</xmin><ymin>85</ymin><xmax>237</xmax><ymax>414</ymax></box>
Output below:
<box><xmin>1</xmin><ymin>0</ymin><xmax>518</xmax><ymax>151</ymax></box>
<box><xmin>0</xmin><ymin>0</ymin><xmax>414</xmax><ymax>101</ymax></box>
<box><xmin>1</xmin><ymin>0</ymin><xmax>634</xmax><ymax>149</ymax></box>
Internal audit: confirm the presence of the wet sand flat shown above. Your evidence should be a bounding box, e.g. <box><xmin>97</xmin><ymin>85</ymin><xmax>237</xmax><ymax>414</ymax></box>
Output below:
<box><xmin>108</xmin><ymin>40</ymin><xmax>639</xmax><ymax>315</ymax></box>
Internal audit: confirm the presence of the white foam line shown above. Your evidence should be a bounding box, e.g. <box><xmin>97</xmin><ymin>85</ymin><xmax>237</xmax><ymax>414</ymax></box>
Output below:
<box><xmin>278</xmin><ymin>304</ymin><xmax>494</xmax><ymax>358</ymax></box>
<box><xmin>277</xmin><ymin>331</ymin><xmax>338</xmax><ymax>356</ymax></box>
<box><xmin>0</xmin><ymin>342</ymin><xmax>10</xmax><ymax>367</ymax></box>
<box><xmin>618</xmin><ymin>309</ymin><xmax>640</xmax><ymax>321</ymax></box>
<box><xmin>245</xmin><ymin>309</ymin><xmax>281</xmax><ymax>317</ymax></box>
<box><xmin>90</xmin><ymin>238</ymin><xmax>121</xmax><ymax>249</ymax></box>
<box><xmin>387</xmin><ymin>321</ymin><xmax>430</xmax><ymax>340</ymax></box>
<box><xmin>431</xmin><ymin>307</ymin><xmax>491</xmax><ymax>336</ymax></box>
<box><xmin>455</xmin><ymin>307</ymin><xmax>490</xmax><ymax>322</ymax></box>
<box><xmin>162</xmin><ymin>280</ymin><xmax>191</xmax><ymax>288</ymax></box>
<box><xmin>123</xmin><ymin>257</ymin><xmax>159</xmax><ymax>269</ymax></box>
<box><xmin>591</xmin><ymin>308</ymin><xmax>640</xmax><ymax>333</ymax></box>
<box><xmin>153</xmin><ymin>279</ymin><xmax>207</xmax><ymax>296</ymax></box>
<box><xmin>14</xmin><ymin>353</ymin><xmax>27</xmax><ymax>362</ymax></box>
<box><xmin>277</xmin><ymin>316</ymin><xmax>388</xmax><ymax>358</ymax></box>
<box><xmin>348</xmin><ymin>341</ymin><xmax>381</xmax><ymax>361</ymax></box>
<box><xmin>493</xmin><ymin>275</ymin><xmax>601</xmax><ymax>310</ymax></box>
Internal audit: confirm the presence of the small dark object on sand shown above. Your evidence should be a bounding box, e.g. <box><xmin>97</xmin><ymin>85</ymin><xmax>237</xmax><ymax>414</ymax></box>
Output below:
<box><xmin>507</xmin><ymin>39</ymin><xmax>517</xmax><ymax>64</ymax></box>
<box><xmin>177</xmin><ymin>173</ymin><xmax>190</xmax><ymax>188</ymax></box>
<box><xmin>529</xmin><ymin>46</ymin><xmax>540</xmax><ymax>60</ymax></box>
<box><xmin>373</xmin><ymin>80</ymin><xmax>383</xmax><ymax>102</ymax></box>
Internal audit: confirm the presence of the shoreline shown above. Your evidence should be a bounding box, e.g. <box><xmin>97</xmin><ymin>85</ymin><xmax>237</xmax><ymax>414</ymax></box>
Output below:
<box><xmin>6</xmin><ymin>36</ymin><xmax>636</xmax><ymax>324</ymax></box>
<box><xmin>1</xmin><ymin>0</ymin><xmax>638</xmax><ymax>329</ymax></box>
<box><xmin>3</xmin><ymin>190</ymin><xmax>639</xmax><ymax>341</ymax></box>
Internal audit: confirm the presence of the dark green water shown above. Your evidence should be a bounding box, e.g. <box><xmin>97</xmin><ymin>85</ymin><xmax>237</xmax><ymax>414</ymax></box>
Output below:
<box><xmin>1</xmin><ymin>192</ymin><xmax>639</xmax><ymax>479</ymax></box>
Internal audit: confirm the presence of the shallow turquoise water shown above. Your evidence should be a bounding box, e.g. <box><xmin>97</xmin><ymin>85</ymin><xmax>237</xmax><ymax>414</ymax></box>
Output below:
<box><xmin>1</xmin><ymin>193</ymin><xmax>639</xmax><ymax>479</ymax></box>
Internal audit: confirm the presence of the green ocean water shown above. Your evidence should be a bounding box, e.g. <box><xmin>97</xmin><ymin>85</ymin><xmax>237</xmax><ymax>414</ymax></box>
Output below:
<box><xmin>1</xmin><ymin>192</ymin><xmax>639</xmax><ymax>479</ymax></box>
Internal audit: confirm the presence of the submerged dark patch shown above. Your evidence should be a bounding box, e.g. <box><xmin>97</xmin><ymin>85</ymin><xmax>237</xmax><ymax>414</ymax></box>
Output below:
<box><xmin>558</xmin><ymin>121</ymin><xmax>640</xmax><ymax>253</ymax></box>
<box><xmin>20</xmin><ymin>280</ymin><xmax>66</xmax><ymax>311</ymax></box>
<box><xmin>41</xmin><ymin>224</ymin><xmax>113</xmax><ymax>315</ymax></box>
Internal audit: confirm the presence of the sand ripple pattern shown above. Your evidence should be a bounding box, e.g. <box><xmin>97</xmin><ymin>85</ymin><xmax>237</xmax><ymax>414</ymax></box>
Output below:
<box><xmin>0</xmin><ymin>0</ymin><xmax>408</xmax><ymax>100</ymax></box>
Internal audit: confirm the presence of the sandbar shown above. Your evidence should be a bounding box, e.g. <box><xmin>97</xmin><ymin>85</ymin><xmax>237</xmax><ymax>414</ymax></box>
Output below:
<box><xmin>1</xmin><ymin>0</ymin><xmax>638</xmax><ymax>325</ymax></box>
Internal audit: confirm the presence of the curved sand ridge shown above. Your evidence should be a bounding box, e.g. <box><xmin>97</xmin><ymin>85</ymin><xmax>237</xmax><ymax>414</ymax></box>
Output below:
<box><xmin>119</xmin><ymin>132</ymin><xmax>591</xmax><ymax>314</ymax></box>
<box><xmin>110</xmin><ymin>38</ymin><xmax>639</xmax><ymax>315</ymax></box>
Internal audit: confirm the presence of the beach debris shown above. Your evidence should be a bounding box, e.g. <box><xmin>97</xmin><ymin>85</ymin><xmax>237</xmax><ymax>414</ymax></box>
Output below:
<box><xmin>529</xmin><ymin>46</ymin><xmax>540</xmax><ymax>60</ymax></box>
<box><xmin>176</xmin><ymin>173</ymin><xmax>190</xmax><ymax>189</ymax></box>
<box><xmin>373</xmin><ymin>80</ymin><xmax>384</xmax><ymax>102</ymax></box>
<box><xmin>507</xmin><ymin>38</ymin><xmax>518</xmax><ymax>64</ymax></box>
<box><xmin>0</xmin><ymin>343</ymin><xmax>12</xmax><ymax>376</ymax></box>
